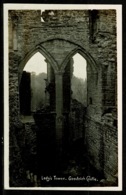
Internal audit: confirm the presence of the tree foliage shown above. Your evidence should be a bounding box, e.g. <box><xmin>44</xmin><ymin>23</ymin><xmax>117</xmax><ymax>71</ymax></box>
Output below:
<box><xmin>71</xmin><ymin>76</ymin><xmax>87</xmax><ymax>106</ymax></box>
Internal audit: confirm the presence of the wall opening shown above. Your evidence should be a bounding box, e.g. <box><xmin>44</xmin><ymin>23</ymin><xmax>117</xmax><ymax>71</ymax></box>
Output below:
<box><xmin>63</xmin><ymin>52</ymin><xmax>87</xmax><ymax>147</ymax></box>
<box><xmin>71</xmin><ymin>53</ymin><xmax>87</xmax><ymax>107</ymax></box>
<box><xmin>19</xmin><ymin>52</ymin><xmax>48</xmax><ymax>116</ymax></box>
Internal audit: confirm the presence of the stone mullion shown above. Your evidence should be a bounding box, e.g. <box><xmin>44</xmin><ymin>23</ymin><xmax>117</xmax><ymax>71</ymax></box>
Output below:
<box><xmin>55</xmin><ymin>71</ymin><xmax>64</xmax><ymax>153</ymax></box>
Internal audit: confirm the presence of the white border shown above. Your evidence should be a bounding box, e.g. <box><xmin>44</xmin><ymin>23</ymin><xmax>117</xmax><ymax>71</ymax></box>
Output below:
<box><xmin>4</xmin><ymin>4</ymin><xmax>122</xmax><ymax>191</ymax></box>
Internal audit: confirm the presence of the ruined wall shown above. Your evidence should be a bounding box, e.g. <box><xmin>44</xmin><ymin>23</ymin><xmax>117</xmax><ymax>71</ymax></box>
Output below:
<box><xmin>9</xmin><ymin>9</ymin><xmax>117</xmax><ymax>185</ymax></box>
<box><xmin>103</xmin><ymin>123</ymin><xmax>117</xmax><ymax>181</ymax></box>
<box><xmin>9</xmin><ymin>10</ymin><xmax>117</xmax><ymax>118</ymax></box>
<box><xmin>9</xmin><ymin>120</ymin><xmax>37</xmax><ymax>186</ymax></box>
<box><xmin>85</xmin><ymin>117</ymin><xmax>118</xmax><ymax>181</ymax></box>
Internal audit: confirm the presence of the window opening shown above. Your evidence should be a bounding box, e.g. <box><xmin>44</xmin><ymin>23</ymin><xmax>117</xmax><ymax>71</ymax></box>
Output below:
<box><xmin>20</xmin><ymin>52</ymin><xmax>47</xmax><ymax>115</ymax></box>
<box><xmin>71</xmin><ymin>53</ymin><xmax>87</xmax><ymax>107</ymax></box>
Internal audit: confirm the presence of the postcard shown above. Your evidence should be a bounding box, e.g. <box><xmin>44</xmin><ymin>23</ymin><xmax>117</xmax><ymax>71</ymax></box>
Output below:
<box><xmin>4</xmin><ymin>4</ymin><xmax>122</xmax><ymax>191</ymax></box>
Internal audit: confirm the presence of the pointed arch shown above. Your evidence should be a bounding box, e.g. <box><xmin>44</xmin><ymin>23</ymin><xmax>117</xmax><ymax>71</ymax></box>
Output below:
<box><xmin>39</xmin><ymin>37</ymin><xmax>99</xmax><ymax>73</ymax></box>
<box><xmin>18</xmin><ymin>45</ymin><xmax>58</xmax><ymax>84</ymax></box>
<box><xmin>60</xmin><ymin>47</ymin><xmax>98</xmax><ymax>73</ymax></box>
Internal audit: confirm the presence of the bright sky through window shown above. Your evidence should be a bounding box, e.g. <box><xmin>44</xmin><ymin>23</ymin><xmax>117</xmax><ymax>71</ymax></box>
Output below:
<box><xmin>24</xmin><ymin>52</ymin><xmax>47</xmax><ymax>75</ymax></box>
<box><xmin>24</xmin><ymin>52</ymin><xmax>86</xmax><ymax>79</ymax></box>
<box><xmin>73</xmin><ymin>53</ymin><xmax>87</xmax><ymax>80</ymax></box>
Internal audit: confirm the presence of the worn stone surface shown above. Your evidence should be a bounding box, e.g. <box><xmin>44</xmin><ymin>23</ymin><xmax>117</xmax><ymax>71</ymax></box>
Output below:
<box><xmin>85</xmin><ymin>116</ymin><xmax>118</xmax><ymax>180</ymax></box>
<box><xmin>9</xmin><ymin>10</ymin><xmax>118</xmax><ymax>186</ymax></box>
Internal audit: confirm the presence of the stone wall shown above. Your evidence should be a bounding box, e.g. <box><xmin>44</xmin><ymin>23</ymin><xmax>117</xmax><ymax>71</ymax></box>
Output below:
<box><xmin>85</xmin><ymin>117</ymin><xmax>118</xmax><ymax>181</ymax></box>
<box><xmin>9</xmin><ymin>122</ymin><xmax>26</xmax><ymax>186</ymax></box>
<box><xmin>9</xmin><ymin>119</ymin><xmax>38</xmax><ymax>186</ymax></box>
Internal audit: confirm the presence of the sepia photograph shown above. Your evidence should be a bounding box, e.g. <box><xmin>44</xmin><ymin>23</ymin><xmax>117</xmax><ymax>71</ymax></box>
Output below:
<box><xmin>4</xmin><ymin>4</ymin><xmax>122</xmax><ymax>191</ymax></box>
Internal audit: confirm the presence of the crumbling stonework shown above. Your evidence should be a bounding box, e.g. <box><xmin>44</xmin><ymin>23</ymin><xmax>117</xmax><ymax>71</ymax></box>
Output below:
<box><xmin>9</xmin><ymin>9</ymin><xmax>117</xmax><ymax>186</ymax></box>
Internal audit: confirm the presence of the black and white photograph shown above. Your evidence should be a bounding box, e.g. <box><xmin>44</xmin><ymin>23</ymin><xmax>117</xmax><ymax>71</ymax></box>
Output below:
<box><xmin>4</xmin><ymin>4</ymin><xmax>122</xmax><ymax>191</ymax></box>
